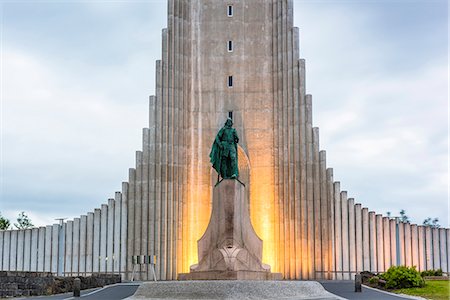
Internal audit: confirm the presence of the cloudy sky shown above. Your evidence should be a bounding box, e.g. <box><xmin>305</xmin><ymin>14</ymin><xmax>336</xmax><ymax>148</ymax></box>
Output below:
<box><xmin>1</xmin><ymin>0</ymin><xmax>447</xmax><ymax>228</ymax></box>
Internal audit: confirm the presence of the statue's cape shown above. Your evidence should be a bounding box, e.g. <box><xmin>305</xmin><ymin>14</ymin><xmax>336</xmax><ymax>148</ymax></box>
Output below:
<box><xmin>209</xmin><ymin>136</ymin><xmax>221</xmax><ymax>175</ymax></box>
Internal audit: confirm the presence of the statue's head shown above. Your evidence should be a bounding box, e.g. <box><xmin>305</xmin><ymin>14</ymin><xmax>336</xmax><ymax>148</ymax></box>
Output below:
<box><xmin>225</xmin><ymin>118</ymin><xmax>233</xmax><ymax>127</ymax></box>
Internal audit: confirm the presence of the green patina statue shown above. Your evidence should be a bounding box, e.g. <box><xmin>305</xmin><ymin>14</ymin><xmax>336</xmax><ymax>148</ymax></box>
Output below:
<box><xmin>210</xmin><ymin>118</ymin><xmax>239</xmax><ymax>179</ymax></box>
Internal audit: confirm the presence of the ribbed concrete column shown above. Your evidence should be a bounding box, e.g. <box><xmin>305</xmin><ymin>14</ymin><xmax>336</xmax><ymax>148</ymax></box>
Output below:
<box><xmin>38</xmin><ymin>227</ymin><xmax>46</xmax><ymax>272</ymax></box>
<box><xmin>368</xmin><ymin>212</ymin><xmax>377</xmax><ymax>272</ymax></box>
<box><xmin>73</xmin><ymin>218</ymin><xmax>80</xmax><ymax>275</ymax></box>
<box><xmin>319</xmin><ymin>151</ymin><xmax>329</xmax><ymax>279</ymax></box>
<box><xmin>312</xmin><ymin>127</ymin><xmax>321</xmax><ymax>279</ymax></box>
<box><xmin>2</xmin><ymin>231</ymin><xmax>10</xmax><ymax>270</ymax></box>
<box><xmin>142</xmin><ymin>130</ymin><xmax>150</xmax><ymax>280</ymax></box>
<box><xmin>86</xmin><ymin>212</ymin><xmax>94</xmax><ymax>274</ymax></box>
<box><xmin>348</xmin><ymin>198</ymin><xmax>356</xmax><ymax>279</ymax></box>
<box><xmin>418</xmin><ymin>226</ymin><xmax>425</xmax><ymax>271</ymax></box>
<box><xmin>424</xmin><ymin>226</ymin><xmax>432</xmax><ymax>269</ymax></box>
<box><xmin>126</xmin><ymin>169</ymin><xmax>136</xmax><ymax>278</ymax></box>
<box><xmin>100</xmin><ymin>204</ymin><xmax>108</xmax><ymax>272</ymax></box>
<box><xmin>398</xmin><ymin>222</ymin><xmax>405</xmax><ymax>266</ymax></box>
<box><xmin>65</xmin><ymin>220</ymin><xmax>73</xmax><ymax>275</ymax></box>
<box><xmin>10</xmin><ymin>230</ymin><xmax>18</xmax><ymax>271</ymax></box>
<box><xmin>341</xmin><ymin>192</ymin><xmax>349</xmax><ymax>279</ymax></box>
<box><xmin>326</xmin><ymin>168</ymin><xmax>335</xmax><ymax>279</ymax></box>
<box><xmin>305</xmin><ymin>94</ymin><xmax>314</xmax><ymax>279</ymax></box>
<box><xmin>114</xmin><ymin>192</ymin><xmax>121</xmax><ymax>273</ymax></box>
<box><xmin>375</xmin><ymin>215</ymin><xmax>383</xmax><ymax>272</ymax></box>
<box><xmin>439</xmin><ymin>228</ymin><xmax>447</xmax><ymax>273</ymax></box>
<box><xmin>404</xmin><ymin>223</ymin><xmax>412</xmax><ymax>267</ymax></box>
<box><xmin>355</xmin><ymin>203</ymin><xmax>362</xmax><ymax>273</ymax></box>
<box><xmin>44</xmin><ymin>226</ymin><xmax>52</xmax><ymax>272</ymax></box>
<box><xmin>362</xmin><ymin>208</ymin><xmax>370</xmax><ymax>271</ymax></box>
<box><xmin>0</xmin><ymin>231</ymin><xmax>3</xmax><ymax>270</ymax></box>
<box><xmin>148</xmin><ymin>96</ymin><xmax>157</xmax><ymax>279</ymax></box>
<box><xmin>383</xmin><ymin>217</ymin><xmax>390</xmax><ymax>270</ymax></box>
<box><xmin>121</xmin><ymin>182</ymin><xmax>128</xmax><ymax>276</ymax></box>
<box><xmin>16</xmin><ymin>230</ymin><xmax>25</xmax><ymax>271</ymax></box>
<box><xmin>411</xmin><ymin>225</ymin><xmax>419</xmax><ymax>268</ymax></box>
<box><xmin>23</xmin><ymin>230</ymin><xmax>32</xmax><ymax>271</ymax></box>
<box><xmin>51</xmin><ymin>224</ymin><xmax>59</xmax><ymax>274</ymax></box>
<box><xmin>333</xmin><ymin>182</ymin><xmax>342</xmax><ymax>279</ymax></box>
<box><xmin>447</xmin><ymin>229</ymin><xmax>450</xmax><ymax>274</ymax></box>
<box><xmin>299</xmin><ymin>59</ymin><xmax>307</xmax><ymax>280</ymax></box>
<box><xmin>107</xmin><ymin>199</ymin><xmax>115</xmax><ymax>272</ymax></box>
<box><xmin>135</xmin><ymin>151</ymin><xmax>143</xmax><ymax>280</ymax></box>
<box><xmin>389</xmin><ymin>219</ymin><xmax>397</xmax><ymax>267</ymax></box>
<box><xmin>30</xmin><ymin>228</ymin><xmax>39</xmax><ymax>271</ymax></box>
<box><xmin>432</xmin><ymin>228</ymin><xmax>440</xmax><ymax>269</ymax></box>
<box><xmin>80</xmin><ymin>215</ymin><xmax>88</xmax><ymax>275</ymax></box>
<box><xmin>93</xmin><ymin>209</ymin><xmax>101</xmax><ymax>273</ymax></box>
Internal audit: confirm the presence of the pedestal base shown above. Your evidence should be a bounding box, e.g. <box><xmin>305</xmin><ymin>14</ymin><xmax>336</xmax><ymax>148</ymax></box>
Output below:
<box><xmin>178</xmin><ymin>270</ymin><xmax>282</xmax><ymax>281</ymax></box>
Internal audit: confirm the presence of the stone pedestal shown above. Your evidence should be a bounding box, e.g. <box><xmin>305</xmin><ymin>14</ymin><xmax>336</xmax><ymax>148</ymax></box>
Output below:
<box><xmin>178</xmin><ymin>180</ymin><xmax>281</xmax><ymax>280</ymax></box>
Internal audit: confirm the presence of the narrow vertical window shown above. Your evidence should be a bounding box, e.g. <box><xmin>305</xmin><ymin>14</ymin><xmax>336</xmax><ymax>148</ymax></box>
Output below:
<box><xmin>228</xmin><ymin>40</ymin><xmax>233</xmax><ymax>52</ymax></box>
<box><xmin>228</xmin><ymin>76</ymin><xmax>233</xmax><ymax>87</ymax></box>
<box><xmin>228</xmin><ymin>111</ymin><xmax>233</xmax><ymax>120</ymax></box>
<box><xmin>227</xmin><ymin>5</ymin><xmax>233</xmax><ymax>17</ymax></box>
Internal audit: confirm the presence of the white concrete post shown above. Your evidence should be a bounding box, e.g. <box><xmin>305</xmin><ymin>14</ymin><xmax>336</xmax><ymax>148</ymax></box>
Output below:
<box><xmin>424</xmin><ymin>226</ymin><xmax>432</xmax><ymax>269</ymax></box>
<box><xmin>411</xmin><ymin>225</ymin><xmax>419</xmax><ymax>268</ymax></box>
<box><xmin>361</xmin><ymin>208</ymin><xmax>370</xmax><ymax>271</ymax></box>
<box><xmin>79</xmin><ymin>215</ymin><xmax>88</xmax><ymax>275</ymax></box>
<box><xmin>38</xmin><ymin>227</ymin><xmax>46</xmax><ymax>272</ymax></box>
<box><xmin>65</xmin><ymin>221</ymin><xmax>73</xmax><ymax>276</ymax></box>
<box><xmin>10</xmin><ymin>230</ymin><xmax>18</xmax><ymax>271</ymax></box>
<box><xmin>120</xmin><ymin>182</ymin><xmax>129</xmax><ymax>277</ymax></box>
<box><xmin>100</xmin><ymin>204</ymin><xmax>108</xmax><ymax>272</ymax></box>
<box><xmin>72</xmin><ymin>218</ymin><xmax>80</xmax><ymax>275</ymax></box>
<box><xmin>404</xmin><ymin>223</ymin><xmax>412</xmax><ymax>267</ymax></box>
<box><xmin>355</xmin><ymin>203</ymin><xmax>363</xmax><ymax>273</ymax></box>
<box><xmin>341</xmin><ymin>192</ymin><xmax>349</xmax><ymax>279</ymax></box>
<box><xmin>51</xmin><ymin>224</ymin><xmax>59</xmax><ymax>274</ymax></box>
<box><xmin>0</xmin><ymin>231</ymin><xmax>3</xmax><ymax>270</ymax></box>
<box><xmin>389</xmin><ymin>219</ymin><xmax>397</xmax><ymax>267</ymax></box>
<box><xmin>334</xmin><ymin>182</ymin><xmax>342</xmax><ymax>279</ymax></box>
<box><xmin>398</xmin><ymin>222</ymin><xmax>405</xmax><ymax>266</ymax></box>
<box><xmin>16</xmin><ymin>230</ymin><xmax>25</xmax><ymax>271</ymax></box>
<box><xmin>375</xmin><ymin>215</ymin><xmax>383</xmax><ymax>272</ymax></box>
<box><xmin>93</xmin><ymin>209</ymin><xmax>101</xmax><ymax>273</ymax></box>
<box><xmin>2</xmin><ymin>231</ymin><xmax>10</xmax><ymax>270</ymax></box>
<box><xmin>30</xmin><ymin>228</ymin><xmax>39</xmax><ymax>272</ymax></box>
<box><xmin>86</xmin><ymin>212</ymin><xmax>94</xmax><ymax>275</ymax></box>
<box><xmin>348</xmin><ymin>198</ymin><xmax>356</xmax><ymax>279</ymax></box>
<box><xmin>368</xmin><ymin>212</ymin><xmax>377</xmax><ymax>272</ymax></box>
<box><xmin>23</xmin><ymin>229</ymin><xmax>32</xmax><ymax>271</ymax></box>
<box><xmin>114</xmin><ymin>192</ymin><xmax>122</xmax><ymax>273</ymax></box>
<box><xmin>383</xmin><ymin>217</ymin><xmax>390</xmax><ymax>270</ymax></box>
<box><xmin>107</xmin><ymin>199</ymin><xmax>115</xmax><ymax>273</ymax></box>
<box><xmin>418</xmin><ymin>226</ymin><xmax>425</xmax><ymax>271</ymax></box>
<box><xmin>439</xmin><ymin>228</ymin><xmax>447</xmax><ymax>273</ymax></box>
<box><xmin>432</xmin><ymin>228</ymin><xmax>440</xmax><ymax>269</ymax></box>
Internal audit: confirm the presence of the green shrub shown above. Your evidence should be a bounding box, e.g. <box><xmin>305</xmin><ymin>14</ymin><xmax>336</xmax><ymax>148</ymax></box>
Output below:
<box><xmin>368</xmin><ymin>276</ymin><xmax>379</xmax><ymax>285</ymax></box>
<box><xmin>421</xmin><ymin>268</ymin><xmax>443</xmax><ymax>277</ymax></box>
<box><xmin>380</xmin><ymin>266</ymin><xmax>424</xmax><ymax>289</ymax></box>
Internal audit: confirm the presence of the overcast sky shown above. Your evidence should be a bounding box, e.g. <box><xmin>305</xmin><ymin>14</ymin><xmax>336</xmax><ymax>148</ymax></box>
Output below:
<box><xmin>1</xmin><ymin>0</ymin><xmax>448</xmax><ymax>228</ymax></box>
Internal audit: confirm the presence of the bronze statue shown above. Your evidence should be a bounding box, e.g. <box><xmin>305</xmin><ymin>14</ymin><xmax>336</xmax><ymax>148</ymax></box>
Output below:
<box><xmin>210</xmin><ymin>118</ymin><xmax>239</xmax><ymax>179</ymax></box>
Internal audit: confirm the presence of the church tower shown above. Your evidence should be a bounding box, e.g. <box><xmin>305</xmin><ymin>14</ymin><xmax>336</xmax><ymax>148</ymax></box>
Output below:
<box><xmin>142</xmin><ymin>0</ymin><xmax>332</xmax><ymax>280</ymax></box>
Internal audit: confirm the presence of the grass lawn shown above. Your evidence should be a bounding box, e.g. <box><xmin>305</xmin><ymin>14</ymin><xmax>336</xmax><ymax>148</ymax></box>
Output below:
<box><xmin>393</xmin><ymin>280</ymin><xmax>449</xmax><ymax>300</ymax></box>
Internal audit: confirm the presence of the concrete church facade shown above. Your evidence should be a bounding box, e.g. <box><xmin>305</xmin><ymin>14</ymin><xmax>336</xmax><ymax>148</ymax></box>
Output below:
<box><xmin>1</xmin><ymin>0</ymin><xmax>449</xmax><ymax>281</ymax></box>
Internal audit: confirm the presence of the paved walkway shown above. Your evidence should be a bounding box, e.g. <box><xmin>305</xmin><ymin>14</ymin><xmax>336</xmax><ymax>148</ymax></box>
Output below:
<box><xmin>16</xmin><ymin>283</ymin><xmax>140</xmax><ymax>300</ymax></box>
<box><xmin>320</xmin><ymin>280</ymin><xmax>421</xmax><ymax>300</ymax></box>
<box><xmin>17</xmin><ymin>280</ymin><xmax>421</xmax><ymax>300</ymax></box>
